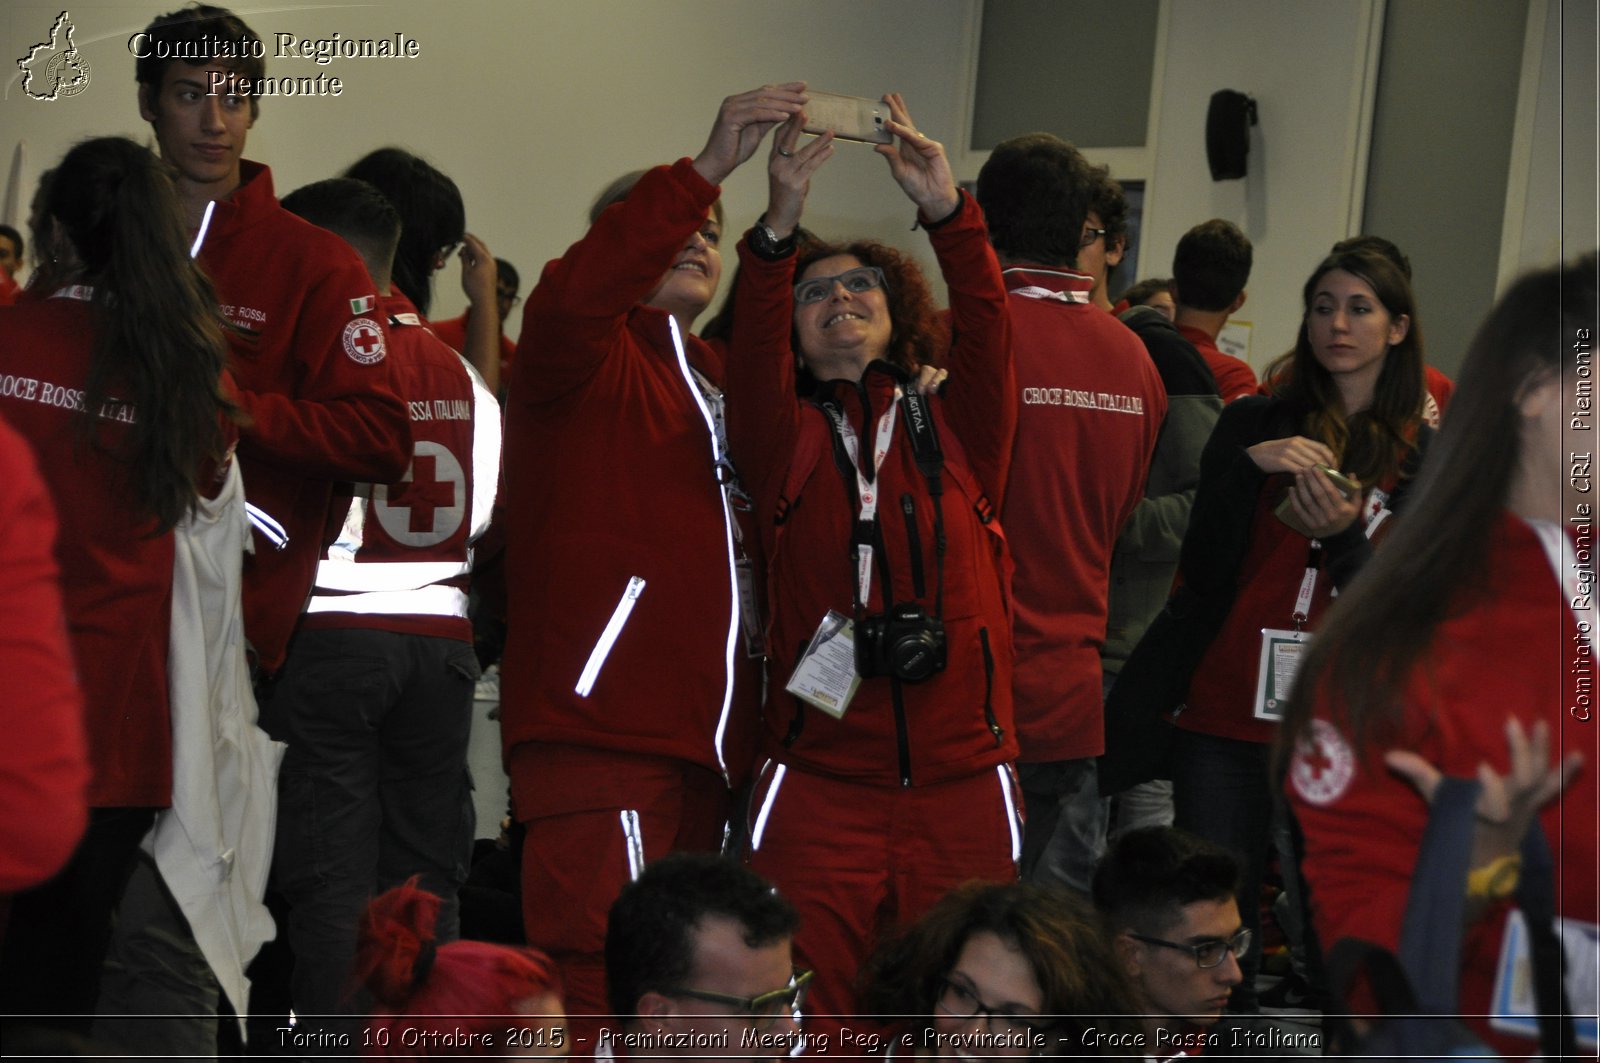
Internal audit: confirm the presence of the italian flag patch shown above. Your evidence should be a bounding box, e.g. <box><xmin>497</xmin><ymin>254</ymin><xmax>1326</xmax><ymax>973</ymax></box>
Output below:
<box><xmin>350</xmin><ymin>295</ymin><xmax>375</xmax><ymax>314</ymax></box>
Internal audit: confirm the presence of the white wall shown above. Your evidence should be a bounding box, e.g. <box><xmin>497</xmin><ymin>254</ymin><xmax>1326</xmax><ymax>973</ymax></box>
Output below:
<box><xmin>3</xmin><ymin>0</ymin><xmax>1591</xmax><ymax>358</ymax></box>
<box><xmin>1138</xmin><ymin>0</ymin><xmax>1383</xmax><ymax>372</ymax></box>
<box><xmin>1515</xmin><ymin>0</ymin><xmax>1599</xmax><ymax>275</ymax></box>
<box><xmin>1</xmin><ymin>0</ymin><xmax>975</xmax><ymax>338</ymax></box>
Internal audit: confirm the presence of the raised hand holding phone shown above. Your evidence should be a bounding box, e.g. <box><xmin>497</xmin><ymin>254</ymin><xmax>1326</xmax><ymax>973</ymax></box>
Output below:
<box><xmin>692</xmin><ymin>82</ymin><xmax>808</xmax><ymax>187</ymax></box>
<box><xmin>873</xmin><ymin>92</ymin><xmax>959</xmax><ymax>220</ymax></box>
<box><xmin>765</xmin><ymin>113</ymin><xmax>834</xmax><ymax>237</ymax></box>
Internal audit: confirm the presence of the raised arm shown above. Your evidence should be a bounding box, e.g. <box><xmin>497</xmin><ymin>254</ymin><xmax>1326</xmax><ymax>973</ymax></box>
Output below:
<box><xmin>516</xmin><ymin>84</ymin><xmax>805</xmax><ymax>406</ymax></box>
<box><xmin>874</xmin><ymin>93</ymin><xmax>1014</xmax><ymax>501</ymax></box>
<box><xmin>726</xmin><ymin>112</ymin><xmax>834</xmax><ymax>518</ymax></box>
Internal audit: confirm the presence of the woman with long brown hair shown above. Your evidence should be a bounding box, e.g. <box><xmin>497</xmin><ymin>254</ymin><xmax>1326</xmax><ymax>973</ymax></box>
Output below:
<box><xmin>1281</xmin><ymin>254</ymin><xmax>1595</xmax><ymax>1056</ymax></box>
<box><xmin>1104</xmin><ymin>246</ymin><xmax>1430</xmax><ymax>1008</ymax></box>
<box><xmin>0</xmin><ymin>135</ymin><xmax>237</xmax><ymax>1028</ymax></box>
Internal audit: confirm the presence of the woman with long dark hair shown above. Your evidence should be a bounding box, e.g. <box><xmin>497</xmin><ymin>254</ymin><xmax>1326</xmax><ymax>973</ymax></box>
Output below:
<box><xmin>0</xmin><ymin>136</ymin><xmax>236</xmax><ymax>1026</ymax></box>
<box><xmin>1282</xmin><ymin>254</ymin><xmax>1595</xmax><ymax>1056</ymax></box>
<box><xmin>1104</xmin><ymin>246</ymin><xmax>1430</xmax><ymax>1007</ymax></box>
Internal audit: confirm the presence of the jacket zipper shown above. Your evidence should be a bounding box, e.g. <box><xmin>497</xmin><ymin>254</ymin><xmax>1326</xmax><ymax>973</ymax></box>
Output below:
<box><xmin>891</xmin><ymin>678</ymin><xmax>913</xmax><ymax>786</ymax></box>
<box><xmin>980</xmin><ymin>626</ymin><xmax>1003</xmax><ymax>745</ymax></box>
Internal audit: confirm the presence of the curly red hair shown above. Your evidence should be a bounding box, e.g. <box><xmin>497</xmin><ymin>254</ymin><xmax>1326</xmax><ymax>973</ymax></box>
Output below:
<box><xmin>355</xmin><ymin>879</ymin><xmax>564</xmax><ymax>1057</ymax></box>
<box><xmin>794</xmin><ymin>240</ymin><xmax>949</xmax><ymax>374</ymax></box>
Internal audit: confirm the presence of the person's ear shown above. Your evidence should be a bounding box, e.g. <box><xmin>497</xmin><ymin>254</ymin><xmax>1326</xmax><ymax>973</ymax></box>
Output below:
<box><xmin>1115</xmin><ymin>931</ymin><xmax>1144</xmax><ymax>979</ymax></box>
<box><xmin>1515</xmin><ymin>367</ymin><xmax>1560</xmax><ymax>420</ymax></box>
<box><xmin>635</xmin><ymin>991</ymin><xmax>675</xmax><ymax>1022</ymax></box>
<box><xmin>1107</xmin><ymin>235</ymin><xmax>1127</xmax><ymax>270</ymax></box>
<box><xmin>138</xmin><ymin>83</ymin><xmax>159</xmax><ymax>124</ymax></box>
<box><xmin>1228</xmin><ymin>289</ymin><xmax>1247</xmax><ymax>314</ymax></box>
<box><xmin>1386</xmin><ymin>313</ymin><xmax>1410</xmax><ymax>347</ymax></box>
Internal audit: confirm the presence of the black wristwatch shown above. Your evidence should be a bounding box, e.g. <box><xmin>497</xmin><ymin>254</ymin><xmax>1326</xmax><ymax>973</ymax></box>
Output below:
<box><xmin>749</xmin><ymin>215</ymin><xmax>797</xmax><ymax>260</ymax></box>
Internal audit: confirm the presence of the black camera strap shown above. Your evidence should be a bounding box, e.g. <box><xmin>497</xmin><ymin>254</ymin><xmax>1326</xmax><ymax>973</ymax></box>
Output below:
<box><xmin>898</xmin><ymin>388</ymin><xmax>947</xmax><ymax>622</ymax></box>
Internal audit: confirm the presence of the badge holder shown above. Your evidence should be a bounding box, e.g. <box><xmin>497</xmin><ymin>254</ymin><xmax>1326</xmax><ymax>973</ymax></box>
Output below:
<box><xmin>1255</xmin><ymin>552</ymin><xmax>1319</xmax><ymax>722</ymax></box>
<box><xmin>785</xmin><ymin>610</ymin><xmax>862</xmax><ymax>719</ymax></box>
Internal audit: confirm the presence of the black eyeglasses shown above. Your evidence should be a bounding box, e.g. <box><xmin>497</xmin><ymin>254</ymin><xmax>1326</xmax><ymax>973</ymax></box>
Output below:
<box><xmin>1079</xmin><ymin>226</ymin><xmax>1108</xmax><ymax>249</ymax></box>
<box><xmin>496</xmin><ymin>288</ymin><xmax>521</xmax><ymax>307</ymax></box>
<box><xmin>936</xmin><ymin>975</ymin><xmax>1053</xmax><ymax>1039</ymax></box>
<box><xmin>658</xmin><ymin>967</ymin><xmax>812</xmax><ymax>1031</ymax></box>
<box><xmin>1127</xmin><ymin>927</ymin><xmax>1252</xmax><ymax>969</ymax></box>
<box><xmin>793</xmin><ymin>266</ymin><xmax>888</xmax><ymax>305</ymax></box>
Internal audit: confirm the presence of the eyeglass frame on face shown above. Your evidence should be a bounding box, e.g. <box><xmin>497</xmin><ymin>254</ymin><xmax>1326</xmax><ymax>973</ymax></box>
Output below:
<box><xmin>1125</xmin><ymin>926</ymin><xmax>1252</xmax><ymax>969</ymax></box>
<box><xmin>497</xmin><ymin>286</ymin><xmax>521</xmax><ymax>308</ymax></box>
<box><xmin>1079</xmin><ymin>226</ymin><xmax>1108</xmax><ymax>249</ymax></box>
<box><xmin>793</xmin><ymin>265</ymin><xmax>889</xmax><ymax>305</ymax></box>
<box><xmin>935</xmin><ymin>973</ymin><xmax>1055</xmax><ymax>1039</ymax></box>
<box><xmin>656</xmin><ymin>967</ymin><xmax>812</xmax><ymax>1030</ymax></box>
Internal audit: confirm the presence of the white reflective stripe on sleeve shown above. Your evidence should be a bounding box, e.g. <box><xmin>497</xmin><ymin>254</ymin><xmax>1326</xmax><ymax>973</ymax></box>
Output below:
<box><xmin>459</xmin><ymin>353</ymin><xmax>503</xmax><ymax>542</ymax></box>
<box><xmin>189</xmin><ymin>199</ymin><xmax>215</xmax><ymax>258</ymax></box>
<box><xmin>244</xmin><ymin>502</ymin><xmax>289</xmax><ymax>549</ymax></box>
<box><xmin>621</xmin><ymin>809</ymin><xmax>645</xmax><ymax>881</ymax></box>
<box><xmin>305</xmin><ymin>584</ymin><xmax>468</xmax><ymax>618</ymax></box>
<box><xmin>668</xmin><ymin>316</ymin><xmax>738</xmax><ymax>780</ymax></box>
<box><xmin>749</xmin><ymin>762</ymin><xmax>787</xmax><ymax>853</ymax></box>
<box><xmin>998</xmin><ymin>765</ymin><xmax>1022</xmax><ymax>864</ymax></box>
<box><xmin>314</xmin><ymin>559</ymin><xmax>472</xmax><ymax>593</ymax></box>
<box><xmin>575</xmin><ymin>576</ymin><xmax>646</xmax><ymax>698</ymax></box>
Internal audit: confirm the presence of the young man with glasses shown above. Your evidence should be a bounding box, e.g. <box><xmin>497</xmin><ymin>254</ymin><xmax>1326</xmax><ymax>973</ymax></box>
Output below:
<box><xmin>1093</xmin><ymin>827</ymin><xmax>1318</xmax><ymax>1056</ymax></box>
<box><xmin>603</xmin><ymin>854</ymin><xmax>806</xmax><ymax>1063</ymax></box>
<box><xmin>432</xmin><ymin>257</ymin><xmax>523</xmax><ymax>390</ymax></box>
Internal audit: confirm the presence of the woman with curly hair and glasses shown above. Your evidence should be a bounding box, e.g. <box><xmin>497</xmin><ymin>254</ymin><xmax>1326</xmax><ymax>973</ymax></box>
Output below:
<box><xmin>724</xmin><ymin>94</ymin><xmax>1018</xmax><ymax>1030</ymax></box>
<box><xmin>860</xmin><ymin>881</ymin><xmax>1143</xmax><ymax>1059</ymax></box>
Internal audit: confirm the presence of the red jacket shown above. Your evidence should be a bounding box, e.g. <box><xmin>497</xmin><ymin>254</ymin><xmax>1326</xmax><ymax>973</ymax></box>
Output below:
<box><xmin>726</xmin><ymin>192</ymin><xmax>1019</xmax><ymax>787</ymax></box>
<box><xmin>197</xmin><ymin>161</ymin><xmax>410</xmax><ymax>672</ymax></box>
<box><xmin>301</xmin><ymin>293</ymin><xmax>499</xmax><ymax>642</ymax></box>
<box><xmin>0</xmin><ymin>296</ymin><xmax>173</xmax><ymax>806</ymax></box>
<box><xmin>1289</xmin><ymin>513</ymin><xmax>1597</xmax><ymax>1057</ymax></box>
<box><xmin>0</xmin><ymin>412</ymin><xmax>89</xmax><ymax>888</ymax></box>
<box><xmin>1000</xmin><ymin>266</ymin><xmax>1166</xmax><ymax>761</ymax></box>
<box><xmin>1179</xmin><ymin>323</ymin><xmax>1257</xmax><ymax>404</ymax></box>
<box><xmin>500</xmin><ymin>159</ymin><xmax>752</xmax><ymax>778</ymax></box>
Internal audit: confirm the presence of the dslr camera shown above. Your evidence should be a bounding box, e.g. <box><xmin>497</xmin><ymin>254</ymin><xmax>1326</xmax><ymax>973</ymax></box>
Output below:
<box><xmin>856</xmin><ymin>603</ymin><xmax>947</xmax><ymax>683</ymax></box>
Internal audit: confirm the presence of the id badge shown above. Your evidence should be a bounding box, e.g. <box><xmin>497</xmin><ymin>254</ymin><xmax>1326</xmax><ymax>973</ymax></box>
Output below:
<box><xmin>784</xmin><ymin>610</ymin><xmax>862</xmax><ymax>719</ymax></box>
<box><xmin>735</xmin><ymin>556</ymin><xmax>765</xmax><ymax>658</ymax></box>
<box><xmin>1254</xmin><ymin>627</ymin><xmax>1308</xmax><ymax>721</ymax></box>
<box><xmin>1490</xmin><ymin>911</ymin><xmax>1599</xmax><ymax>1049</ymax></box>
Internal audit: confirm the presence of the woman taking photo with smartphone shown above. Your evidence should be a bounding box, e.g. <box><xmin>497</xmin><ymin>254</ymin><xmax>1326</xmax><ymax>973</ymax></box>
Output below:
<box><xmin>725</xmin><ymin>95</ymin><xmax>1017</xmax><ymax>1025</ymax></box>
<box><xmin>1104</xmin><ymin>246</ymin><xmax>1430</xmax><ymax>1009</ymax></box>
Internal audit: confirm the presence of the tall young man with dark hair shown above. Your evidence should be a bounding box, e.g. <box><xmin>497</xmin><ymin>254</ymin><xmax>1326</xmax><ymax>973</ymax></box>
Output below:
<box><xmin>134</xmin><ymin>4</ymin><xmax>410</xmax><ymax>679</ymax></box>
<box><xmin>1171</xmin><ymin>219</ymin><xmax>1258</xmax><ymax>403</ymax></box>
<box><xmin>88</xmin><ymin>6</ymin><xmax>409</xmax><ymax>1049</ymax></box>
<box><xmin>604</xmin><ymin>854</ymin><xmax>805</xmax><ymax>1063</ymax></box>
<box><xmin>975</xmin><ymin>133</ymin><xmax>1165</xmax><ymax>894</ymax></box>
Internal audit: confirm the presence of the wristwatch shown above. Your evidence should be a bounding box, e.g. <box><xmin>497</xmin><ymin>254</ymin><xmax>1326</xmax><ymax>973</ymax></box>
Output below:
<box><xmin>749</xmin><ymin>215</ymin><xmax>797</xmax><ymax>260</ymax></box>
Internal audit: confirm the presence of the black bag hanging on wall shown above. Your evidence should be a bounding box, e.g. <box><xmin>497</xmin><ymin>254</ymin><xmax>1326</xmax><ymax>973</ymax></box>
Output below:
<box><xmin>1206</xmin><ymin>89</ymin><xmax>1258</xmax><ymax>180</ymax></box>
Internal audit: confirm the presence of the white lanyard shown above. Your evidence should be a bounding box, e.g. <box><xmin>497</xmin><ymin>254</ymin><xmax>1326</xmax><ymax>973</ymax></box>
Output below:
<box><xmin>1532</xmin><ymin>519</ymin><xmax>1597</xmax><ymax>661</ymax></box>
<box><xmin>825</xmin><ymin>391</ymin><xmax>899</xmax><ymax>603</ymax></box>
<box><xmin>1292</xmin><ymin>484</ymin><xmax>1393</xmax><ymax>626</ymax></box>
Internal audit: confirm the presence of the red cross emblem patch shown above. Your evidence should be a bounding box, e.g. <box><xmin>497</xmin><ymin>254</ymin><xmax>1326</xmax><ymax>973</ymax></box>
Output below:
<box><xmin>343</xmin><ymin>318</ymin><xmax>387</xmax><ymax>365</ymax></box>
